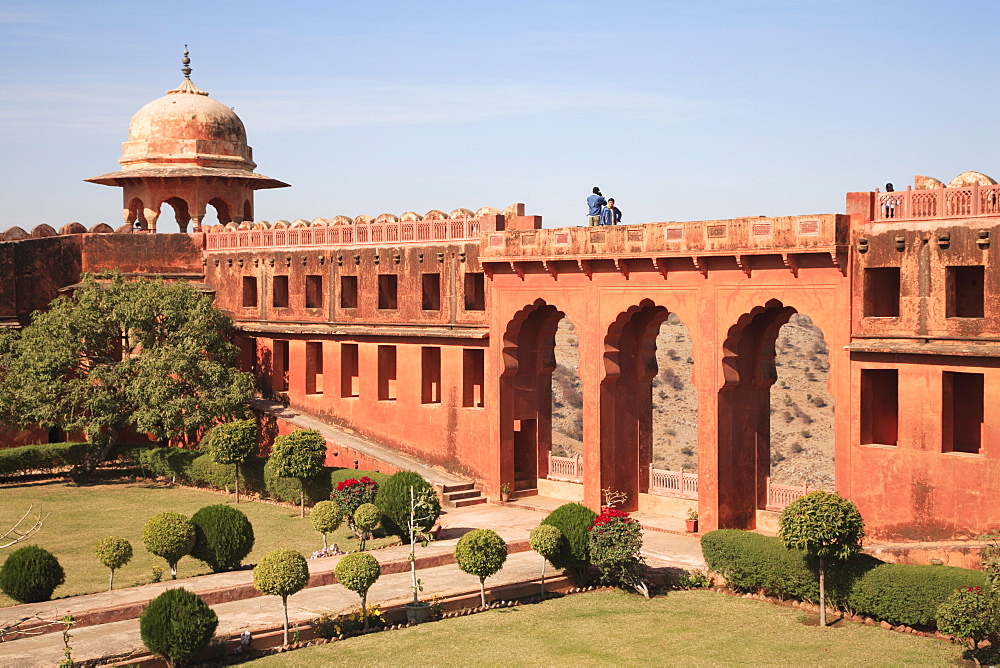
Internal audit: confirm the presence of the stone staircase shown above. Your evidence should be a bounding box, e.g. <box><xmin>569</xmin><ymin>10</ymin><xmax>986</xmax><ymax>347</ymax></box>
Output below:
<box><xmin>511</xmin><ymin>471</ymin><xmax>537</xmax><ymax>499</ymax></box>
<box><xmin>439</xmin><ymin>481</ymin><xmax>486</xmax><ymax>508</ymax></box>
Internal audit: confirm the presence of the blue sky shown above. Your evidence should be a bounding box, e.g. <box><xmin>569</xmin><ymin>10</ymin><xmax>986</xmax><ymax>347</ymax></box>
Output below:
<box><xmin>2</xmin><ymin>0</ymin><xmax>998</xmax><ymax>231</ymax></box>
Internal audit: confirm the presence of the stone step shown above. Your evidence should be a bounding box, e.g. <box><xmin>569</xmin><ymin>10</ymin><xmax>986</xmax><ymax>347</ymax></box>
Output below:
<box><xmin>513</xmin><ymin>478</ymin><xmax>536</xmax><ymax>491</ymax></box>
<box><xmin>441</xmin><ymin>482</ymin><xmax>475</xmax><ymax>493</ymax></box>
<box><xmin>443</xmin><ymin>489</ymin><xmax>482</xmax><ymax>501</ymax></box>
<box><xmin>451</xmin><ymin>496</ymin><xmax>487</xmax><ymax>507</ymax></box>
<box><xmin>510</xmin><ymin>488</ymin><xmax>538</xmax><ymax>499</ymax></box>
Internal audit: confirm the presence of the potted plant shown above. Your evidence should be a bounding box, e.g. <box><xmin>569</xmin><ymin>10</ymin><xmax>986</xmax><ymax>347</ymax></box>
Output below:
<box><xmin>404</xmin><ymin>486</ymin><xmax>436</xmax><ymax>624</ymax></box>
<box><xmin>685</xmin><ymin>508</ymin><xmax>699</xmax><ymax>533</ymax></box>
<box><xmin>499</xmin><ymin>482</ymin><xmax>511</xmax><ymax>503</ymax></box>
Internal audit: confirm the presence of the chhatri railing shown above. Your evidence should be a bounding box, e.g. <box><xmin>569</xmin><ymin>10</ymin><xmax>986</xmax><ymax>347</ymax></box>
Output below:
<box><xmin>547</xmin><ymin>452</ymin><xmax>583</xmax><ymax>483</ymax></box>
<box><xmin>874</xmin><ymin>184</ymin><xmax>1000</xmax><ymax>222</ymax></box>
<box><xmin>649</xmin><ymin>467</ymin><xmax>699</xmax><ymax>500</ymax></box>
<box><xmin>205</xmin><ymin>216</ymin><xmax>501</xmax><ymax>251</ymax></box>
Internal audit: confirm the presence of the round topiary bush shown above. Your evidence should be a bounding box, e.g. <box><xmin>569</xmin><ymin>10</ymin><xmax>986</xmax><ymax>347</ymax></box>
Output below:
<box><xmin>253</xmin><ymin>549</ymin><xmax>310</xmax><ymax>646</ymax></box>
<box><xmin>0</xmin><ymin>545</ymin><xmax>65</xmax><ymax>603</ymax></box>
<box><xmin>374</xmin><ymin>470</ymin><xmax>441</xmax><ymax>539</ymax></box>
<box><xmin>335</xmin><ymin>551</ymin><xmax>381</xmax><ymax>629</ymax></box>
<box><xmin>94</xmin><ymin>535</ymin><xmax>133</xmax><ymax>590</ymax></box>
<box><xmin>139</xmin><ymin>587</ymin><xmax>218</xmax><ymax>666</ymax></box>
<box><xmin>190</xmin><ymin>504</ymin><xmax>255</xmax><ymax>573</ymax></box>
<box><xmin>529</xmin><ymin>524</ymin><xmax>562</xmax><ymax>598</ymax></box>
<box><xmin>540</xmin><ymin>502</ymin><xmax>597</xmax><ymax>586</ymax></box>
<box><xmin>310</xmin><ymin>500</ymin><xmax>343</xmax><ymax>550</ymax></box>
<box><xmin>455</xmin><ymin>528</ymin><xmax>508</xmax><ymax>607</ymax></box>
<box><xmin>142</xmin><ymin>512</ymin><xmax>196</xmax><ymax>579</ymax></box>
<box><xmin>353</xmin><ymin>503</ymin><xmax>381</xmax><ymax>552</ymax></box>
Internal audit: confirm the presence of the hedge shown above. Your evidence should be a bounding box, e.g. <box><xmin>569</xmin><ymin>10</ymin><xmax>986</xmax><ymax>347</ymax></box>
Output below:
<box><xmin>263</xmin><ymin>457</ymin><xmax>332</xmax><ymax>506</ymax></box>
<box><xmin>701</xmin><ymin>529</ymin><xmax>988</xmax><ymax>628</ymax></box>
<box><xmin>0</xmin><ymin>442</ymin><xmax>91</xmax><ymax>477</ymax></box>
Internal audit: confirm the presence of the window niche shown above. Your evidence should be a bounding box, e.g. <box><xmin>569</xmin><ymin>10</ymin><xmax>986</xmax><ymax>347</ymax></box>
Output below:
<box><xmin>943</xmin><ymin>371</ymin><xmax>984</xmax><ymax>454</ymax></box>
<box><xmin>305</xmin><ymin>342</ymin><xmax>324</xmax><ymax>395</ymax></box>
<box><xmin>464</xmin><ymin>272</ymin><xmax>486</xmax><ymax>311</ymax></box>
<box><xmin>340</xmin><ymin>275</ymin><xmax>358</xmax><ymax>309</ymax></box>
<box><xmin>242</xmin><ymin>276</ymin><xmax>258</xmax><ymax>308</ymax></box>
<box><xmin>463</xmin><ymin>348</ymin><xmax>485</xmax><ymax>408</ymax></box>
<box><xmin>860</xmin><ymin>368</ymin><xmax>898</xmax><ymax>446</ymax></box>
<box><xmin>272</xmin><ymin>275</ymin><xmax>289</xmax><ymax>308</ymax></box>
<box><xmin>422</xmin><ymin>273</ymin><xmax>441</xmax><ymax>311</ymax></box>
<box><xmin>863</xmin><ymin>267</ymin><xmax>900</xmax><ymax>318</ymax></box>
<box><xmin>378</xmin><ymin>345</ymin><xmax>397</xmax><ymax>400</ymax></box>
<box><xmin>340</xmin><ymin>343</ymin><xmax>359</xmax><ymax>398</ymax></box>
<box><xmin>421</xmin><ymin>347</ymin><xmax>441</xmax><ymax>404</ymax></box>
<box><xmin>378</xmin><ymin>275</ymin><xmax>398</xmax><ymax>310</ymax></box>
<box><xmin>946</xmin><ymin>265</ymin><xmax>985</xmax><ymax>318</ymax></box>
<box><xmin>305</xmin><ymin>275</ymin><xmax>324</xmax><ymax>309</ymax></box>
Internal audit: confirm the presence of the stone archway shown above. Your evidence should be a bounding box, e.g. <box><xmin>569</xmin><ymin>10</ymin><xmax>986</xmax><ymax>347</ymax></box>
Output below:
<box><xmin>162</xmin><ymin>197</ymin><xmax>192</xmax><ymax>232</ymax></box>
<box><xmin>600</xmin><ymin>299</ymin><xmax>669</xmax><ymax>510</ymax></box>
<box><xmin>499</xmin><ymin>299</ymin><xmax>566</xmax><ymax>495</ymax></box>
<box><xmin>717</xmin><ymin>298</ymin><xmax>799</xmax><ymax>529</ymax></box>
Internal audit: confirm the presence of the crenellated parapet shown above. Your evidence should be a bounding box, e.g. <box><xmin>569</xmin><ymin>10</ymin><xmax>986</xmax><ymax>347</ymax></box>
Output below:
<box><xmin>0</xmin><ymin>222</ymin><xmax>130</xmax><ymax>243</ymax></box>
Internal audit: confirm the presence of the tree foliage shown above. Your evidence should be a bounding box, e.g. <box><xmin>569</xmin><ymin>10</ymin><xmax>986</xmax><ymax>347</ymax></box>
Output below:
<box><xmin>142</xmin><ymin>512</ymin><xmax>196</xmax><ymax>579</ymax></box>
<box><xmin>310</xmin><ymin>500</ymin><xmax>343</xmax><ymax>550</ymax></box>
<box><xmin>588</xmin><ymin>508</ymin><xmax>648</xmax><ymax>598</ymax></box>
<box><xmin>268</xmin><ymin>429</ymin><xmax>327</xmax><ymax>516</ymax></box>
<box><xmin>779</xmin><ymin>490</ymin><xmax>865</xmax><ymax>627</ymax></box>
<box><xmin>335</xmin><ymin>552</ymin><xmax>381</xmax><ymax>629</ymax></box>
<box><xmin>203</xmin><ymin>419</ymin><xmax>258</xmax><ymax>502</ymax></box>
<box><xmin>94</xmin><ymin>535</ymin><xmax>133</xmax><ymax>590</ymax></box>
<box><xmin>0</xmin><ymin>273</ymin><xmax>253</xmax><ymax>472</ymax></box>
<box><xmin>139</xmin><ymin>588</ymin><xmax>218</xmax><ymax>667</ymax></box>
<box><xmin>253</xmin><ymin>548</ymin><xmax>310</xmax><ymax>646</ymax></box>
<box><xmin>455</xmin><ymin>528</ymin><xmax>508</xmax><ymax>607</ymax></box>
<box><xmin>353</xmin><ymin>503</ymin><xmax>381</xmax><ymax>552</ymax></box>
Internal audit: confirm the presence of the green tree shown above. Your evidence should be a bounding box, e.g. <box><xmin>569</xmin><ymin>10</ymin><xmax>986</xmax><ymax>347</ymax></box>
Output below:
<box><xmin>139</xmin><ymin>588</ymin><xmax>218</xmax><ymax>668</ymax></box>
<box><xmin>353</xmin><ymin>503</ymin><xmax>381</xmax><ymax>552</ymax></box>
<box><xmin>268</xmin><ymin>429</ymin><xmax>327</xmax><ymax>517</ymax></box>
<box><xmin>253</xmin><ymin>549</ymin><xmax>310</xmax><ymax>646</ymax></box>
<box><xmin>202</xmin><ymin>419</ymin><xmax>258</xmax><ymax>503</ymax></box>
<box><xmin>94</xmin><ymin>536</ymin><xmax>133</xmax><ymax>591</ymax></box>
<box><xmin>142</xmin><ymin>512</ymin><xmax>197</xmax><ymax>580</ymax></box>
<box><xmin>0</xmin><ymin>273</ymin><xmax>253</xmax><ymax>474</ymax></box>
<box><xmin>335</xmin><ymin>552</ymin><xmax>381</xmax><ymax>630</ymax></box>
<box><xmin>309</xmin><ymin>500</ymin><xmax>343</xmax><ymax>550</ymax></box>
<box><xmin>778</xmin><ymin>490</ymin><xmax>865</xmax><ymax>627</ymax></box>
<box><xmin>455</xmin><ymin>528</ymin><xmax>508</xmax><ymax>607</ymax></box>
<box><xmin>529</xmin><ymin>524</ymin><xmax>562</xmax><ymax>599</ymax></box>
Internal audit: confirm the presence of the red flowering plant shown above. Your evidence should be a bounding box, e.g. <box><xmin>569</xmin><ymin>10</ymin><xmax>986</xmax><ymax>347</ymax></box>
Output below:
<box><xmin>936</xmin><ymin>583</ymin><xmax>1000</xmax><ymax>659</ymax></box>
<box><xmin>332</xmin><ymin>477</ymin><xmax>379</xmax><ymax>535</ymax></box>
<box><xmin>587</xmin><ymin>508</ymin><xmax>649</xmax><ymax>598</ymax></box>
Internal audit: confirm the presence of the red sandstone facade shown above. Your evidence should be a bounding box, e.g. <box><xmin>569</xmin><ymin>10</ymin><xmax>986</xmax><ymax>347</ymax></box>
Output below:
<box><xmin>4</xmin><ymin>69</ymin><xmax>999</xmax><ymax>544</ymax></box>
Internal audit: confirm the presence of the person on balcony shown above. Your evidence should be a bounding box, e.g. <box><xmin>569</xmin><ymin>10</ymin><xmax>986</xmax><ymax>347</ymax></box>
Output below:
<box><xmin>599</xmin><ymin>198</ymin><xmax>622</xmax><ymax>226</ymax></box>
<box><xmin>587</xmin><ymin>186</ymin><xmax>606</xmax><ymax>226</ymax></box>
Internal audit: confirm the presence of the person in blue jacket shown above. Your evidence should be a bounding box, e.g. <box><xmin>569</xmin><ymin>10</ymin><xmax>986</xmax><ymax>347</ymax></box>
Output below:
<box><xmin>586</xmin><ymin>187</ymin><xmax>606</xmax><ymax>226</ymax></box>
<box><xmin>599</xmin><ymin>198</ymin><xmax>622</xmax><ymax>226</ymax></box>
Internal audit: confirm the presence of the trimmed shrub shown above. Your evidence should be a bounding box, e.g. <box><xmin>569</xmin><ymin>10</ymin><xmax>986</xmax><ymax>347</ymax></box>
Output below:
<box><xmin>374</xmin><ymin>470</ymin><xmax>441</xmax><ymax>539</ymax></box>
<box><xmin>540</xmin><ymin>502</ymin><xmax>597</xmax><ymax>586</ymax></box>
<box><xmin>530</xmin><ymin>524</ymin><xmax>562</xmax><ymax>598</ymax></box>
<box><xmin>142</xmin><ymin>512</ymin><xmax>196</xmax><ymax>579</ymax></box>
<box><xmin>310</xmin><ymin>500</ymin><xmax>343</xmax><ymax>550</ymax></box>
<box><xmin>0</xmin><ymin>545</ymin><xmax>65</xmax><ymax>603</ymax></box>
<box><xmin>353</xmin><ymin>503</ymin><xmax>381</xmax><ymax>552</ymax></box>
<box><xmin>94</xmin><ymin>535</ymin><xmax>133</xmax><ymax>590</ymax></box>
<box><xmin>202</xmin><ymin>419</ymin><xmax>258</xmax><ymax>503</ymax></box>
<box><xmin>190</xmin><ymin>505</ymin><xmax>255</xmax><ymax>573</ymax></box>
<box><xmin>268</xmin><ymin>429</ymin><xmax>327</xmax><ymax>516</ymax></box>
<box><xmin>588</xmin><ymin>508</ymin><xmax>648</xmax><ymax>597</ymax></box>
<box><xmin>139</xmin><ymin>588</ymin><xmax>218</xmax><ymax>666</ymax></box>
<box><xmin>936</xmin><ymin>585</ymin><xmax>1000</xmax><ymax>652</ymax></box>
<box><xmin>0</xmin><ymin>442</ymin><xmax>92</xmax><ymax>477</ymax></box>
<box><xmin>139</xmin><ymin>446</ymin><xmax>200</xmax><ymax>480</ymax></box>
<box><xmin>333</xmin><ymin>476</ymin><xmax>379</xmax><ymax>533</ymax></box>
<box><xmin>455</xmin><ymin>528</ymin><xmax>508</xmax><ymax>607</ymax></box>
<box><xmin>847</xmin><ymin>563</ymin><xmax>988</xmax><ymax>627</ymax></box>
<box><xmin>253</xmin><ymin>549</ymin><xmax>310</xmax><ymax>646</ymax></box>
<box><xmin>188</xmin><ymin>453</ymin><xmax>237</xmax><ymax>490</ymax></box>
<box><xmin>335</xmin><ymin>552</ymin><xmax>381</xmax><ymax>629</ymax></box>
<box><xmin>263</xmin><ymin>458</ymin><xmax>332</xmax><ymax>508</ymax></box>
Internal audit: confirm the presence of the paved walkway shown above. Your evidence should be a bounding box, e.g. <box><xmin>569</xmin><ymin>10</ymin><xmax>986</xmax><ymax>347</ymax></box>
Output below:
<box><xmin>0</xmin><ymin>499</ymin><xmax>704</xmax><ymax>667</ymax></box>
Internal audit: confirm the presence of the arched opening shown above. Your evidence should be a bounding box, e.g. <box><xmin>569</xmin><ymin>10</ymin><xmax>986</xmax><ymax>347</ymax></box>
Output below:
<box><xmin>717</xmin><ymin>299</ymin><xmax>801</xmax><ymax>529</ymax></box>
<box><xmin>769</xmin><ymin>313</ymin><xmax>835</xmax><ymax>497</ymax></box>
<box><xmin>601</xmin><ymin>299</ymin><xmax>669</xmax><ymax>510</ymax></box>
<box><xmin>550</xmin><ymin>318</ymin><xmax>583</xmax><ymax>485</ymax></box>
<box><xmin>650</xmin><ymin>313</ymin><xmax>699</xmax><ymax>504</ymax></box>
<box><xmin>162</xmin><ymin>197</ymin><xmax>191</xmax><ymax>232</ymax></box>
<box><xmin>126</xmin><ymin>197</ymin><xmax>144</xmax><ymax>227</ymax></box>
<box><xmin>207</xmin><ymin>198</ymin><xmax>232</xmax><ymax>225</ymax></box>
<box><xmin>499</xmin><ymin>300</ymin><xmax>566</xmax><ymax>496</ymax></box>
<box><xmin>243</xmin><ymin>199</ymin><xmax>253</xmax><ymax>223</ymax></box>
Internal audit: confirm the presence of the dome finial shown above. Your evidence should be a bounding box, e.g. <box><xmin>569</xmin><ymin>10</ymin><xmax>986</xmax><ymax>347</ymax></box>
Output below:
<box><xmin>181</xmin><ymin>45</ymin><xmax>192</xmax><ymax>80</ymax></box>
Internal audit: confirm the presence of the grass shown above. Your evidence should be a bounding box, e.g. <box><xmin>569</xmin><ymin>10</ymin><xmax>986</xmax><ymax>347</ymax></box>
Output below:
<box><xmin>252</xmin><ymin>589</ymin><xmax>965</xmax><ymax>666</ymax></box>
<box><xmin>0</xmin><ymin>480</ymin><xmax>398</xmax><ymax>607</ymax></box>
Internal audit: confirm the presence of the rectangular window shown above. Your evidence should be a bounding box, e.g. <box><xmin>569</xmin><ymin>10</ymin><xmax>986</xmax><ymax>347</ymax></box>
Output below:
<box><xmin>422</xmin><ymin>273</ymin><xmax>441</xmax><ymax>311</ymax></box>
<box><xmin>463</xmin><ymin>348</ymin><xmax>485</xmax><ymax>408</ymax></box>
<box><xmin>305</xmin><ymin>275</ymin><xmax>324</xmax><ymax>309</ymax></box>
<box><xmin>272</xmin><ymin>275</ymin><xmax>289</xmax><ymax>308</ymax></box>
<box><xmin>421</xmin><ymin>347</ymin><xmax>441</xmax><ymax>404</ymax></box>
<box><xmin>378</xmin><ymin>345</ymin><xmax>397</xmax><ymax>401</ymax></box>
<box><xmin>378</xmin><ymin>274</ymin><xmax>398</xmax><ymax>310</ymax></box>
<box><xmin>340</xmin><ymin>275</ymin><xmax>358</xmax><ymax>309</ymax></box>
<box><xmin>947</xmin><ymin>266</ymin><xmax>985</xmax><ymax>318</ymax></box>
<box><xmin>274</xmin><ymin>340</ymin><xmax>290</xmax><ymax>392</ymax></box>
<box><xmin>860</xmin><ymin>369</ymin><xmax>898</xmax><ymax>446</ymax></box>
<box><xmin>340</xmin><ymin>343</ymin><xmax>359</xmax><ymax>398</ymax></box>
<box><xmin>863</xmin><ymin>267</ymin><xmax>900</xmax><ymax>317</ymax></box>
<box><xmin>242</xmin><ymin>276</ymin><xmax>258</xmax><ymax>308</ymax></box>
<box><xmin>943</xmin><ymin>371</ymin><xmax>983</xmax><ymax>454</ymax></box>
<box><xmin>464</xmin><ymin>272</ymin><xmax>486</xmax><ymax>311</ymax></box>
<box><xmin>305</xmin><ymin>342</ymin><xmax>324</xmax><ymax>395</ymax></box>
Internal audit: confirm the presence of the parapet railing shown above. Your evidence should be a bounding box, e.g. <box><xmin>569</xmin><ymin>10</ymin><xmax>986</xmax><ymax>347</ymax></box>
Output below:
<box><xmin>205</xmin><ymin>216</ymin><xmax>501</xmax><ymax>251</ymax></box>
<box><xmin>765</xmin><ymin>478</ymin><xmax>826</xmax><ymax>511</ymax></box>
<box><xmin>648</xmin><ymin>467</ymin><xmax>699</xmax><ymax>500</ymax></box>
<box><xmin>875</xmin><ymin>184</ymin><xmax>1000</xmax><ymax>222</ymax></box>
<box><xmin>548</xmin><ymin>452</ymin><xmax>583</xmax><ymax>483</ymax></box>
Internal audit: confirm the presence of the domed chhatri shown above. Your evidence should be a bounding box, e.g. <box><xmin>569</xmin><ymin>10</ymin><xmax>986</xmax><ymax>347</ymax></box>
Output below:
<box><xmin>85</xmin><ymin>47</ymin><xmax>288</xmax><ymax>233</ymax></box>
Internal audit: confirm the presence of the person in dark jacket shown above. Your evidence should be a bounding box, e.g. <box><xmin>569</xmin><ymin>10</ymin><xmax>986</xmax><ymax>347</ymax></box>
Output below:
<box><xmin>599</xmin><ymin>198</ymin><xmax>621</xmax><ymax>226</ymax></box>
<box><xmin>587</xmin><ymin>187</ymin><xmax>606</xmax><ymax>226</ymax></box>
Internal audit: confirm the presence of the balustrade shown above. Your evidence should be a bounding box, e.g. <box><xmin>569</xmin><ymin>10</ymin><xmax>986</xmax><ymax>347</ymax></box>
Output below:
<box><xmin>648</xmin><ymin>467</ymin><xmax>698</xmax><ymax>499</ymax></box>
<box><xmin>874</xmin><ymin>184</ymin><xmax>1000</xmax><ymax>222</ymax></box>
<box><xmin>547</xmin><ymin>452</ymin><xmax>583</xmax><ymax>483</ymax></box>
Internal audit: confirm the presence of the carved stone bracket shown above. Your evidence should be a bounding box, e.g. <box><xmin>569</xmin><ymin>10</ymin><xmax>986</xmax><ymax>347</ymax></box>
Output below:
<box><xmin>509</xmin><ymin>260</ymin><xmax>525</xmax><ymax>280</ymax></box>
<box><xmin>613</xmin><ymin>257</ymin><xmax>629</xmax><ymax>279</ymax></box>
<box><xmin>577</xmin><ymin>259</ymin><xmax>593</xmax><ymax>280</ymax></box>
<box><xmin>653</xmin><ymin>257</ymin><xmax>669</xmax><ymax>280</ymax></box>
<box><xmin>735</xmin><ymin>255</ymin><xmax>752</xmax><ymax>278</ymax></box>
<box><xmin>542</xmin><ymin>260</ymin><xmax>558</xmax><ymax>280</ymax></box>
<box><xmin>692</xmin><ymin>256</ymin><xmax>708</xmax><ymax>278</ymax></box>
<box><xmin>781</xmin><ymin>253</ymin><xmax>799</xmax><ymax>278</ymax></box>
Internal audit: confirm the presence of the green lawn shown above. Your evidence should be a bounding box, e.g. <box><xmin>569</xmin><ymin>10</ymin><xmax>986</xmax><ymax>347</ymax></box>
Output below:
<box><xmin>0</xmin><ymin>480</ymin><xmax>398</xmax><ymax>607</ymax></box>
<box><xmin>253</xmin><ymin>589</ymin><xmax>965</xmax><ymax>666</ymax></box>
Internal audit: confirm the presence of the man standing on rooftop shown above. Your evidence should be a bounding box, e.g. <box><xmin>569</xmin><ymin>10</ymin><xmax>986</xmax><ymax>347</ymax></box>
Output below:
<box><xmin>587</xmin><ymin>187</ymin><xmax>606</xmax><ymax>226</ymax></box>
<box><xmin>599</xmin><ymin>198</ymin><xmax>622</xmax><ymax>226</ymax></box>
